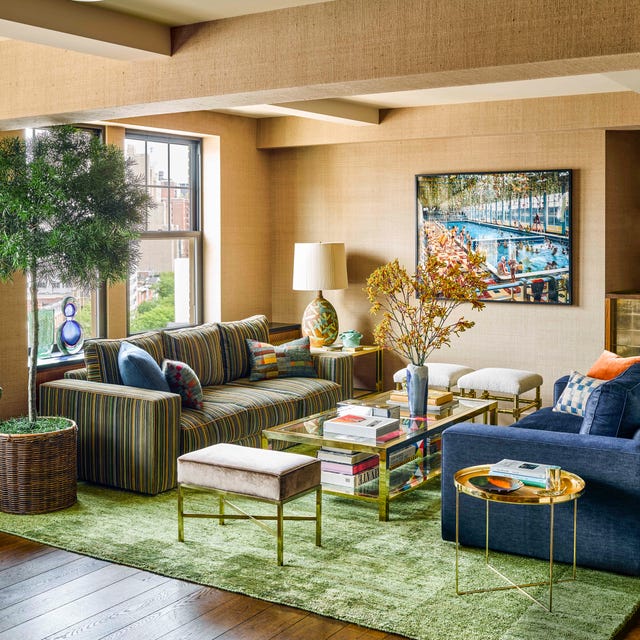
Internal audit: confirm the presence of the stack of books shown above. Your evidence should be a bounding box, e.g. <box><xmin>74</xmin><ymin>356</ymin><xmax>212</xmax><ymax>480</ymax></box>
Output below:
<box><xmin>322</xmin><ymin>413</ymin><xmax>401</xmax><ymax>443</ymax></box>
<box><xmin>336</xmin><ymin>399</ymin><xmax>400</xmax><ymax>419</ymax></box>
<box><xmin>489</xmin><ymin>458</ymin><xmax>558</xmax><ymax>488</ymax></box>
<box><xmin>317</xmin><ymin>448</ymin><xmax>379</xmax><ymax>491</ymax></box>
<box><xmin>386</xmin><ymin>389</ymin><xmax>458</xmax><ymax>414</ymax></box>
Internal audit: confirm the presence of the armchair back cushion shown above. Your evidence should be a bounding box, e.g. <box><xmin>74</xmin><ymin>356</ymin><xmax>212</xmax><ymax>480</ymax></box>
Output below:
<box><xmin>163</xmin><ymin>323</ymin><xmax>225</xmax><ymax>386</ymax></box>
<box><xmin>219</xmin><ymin>315</ymin><xmax>270</xmax><ymax>382</ymax></box>
<box><xmin>581</xmin><ymin>362</ymin><xmax>640</xmax><ymax>438</ymax></box>
<box><xmin>85</xmin><ymin>331</ymin><xmax>166</xmax><ymax>384</ymax></box>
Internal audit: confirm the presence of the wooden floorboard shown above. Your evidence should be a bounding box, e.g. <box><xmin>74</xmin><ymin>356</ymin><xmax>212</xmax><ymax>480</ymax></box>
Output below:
<box><xmin>0</xmin><ymin>533</ymin><xmax>636</xmax><ymax>640</ymax></box>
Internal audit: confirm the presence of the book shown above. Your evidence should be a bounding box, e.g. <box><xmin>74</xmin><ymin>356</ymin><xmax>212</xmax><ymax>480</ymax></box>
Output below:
<box><xmin>389</xmin><ymin>399</ymin><xmax>458</xmax><ymax>415</ymax></box>
<box><xmin>322</xmin><ymin>414</ymin><xmax>400</xmax><ymax>441</ymax></box>
<box><xmin>388</xmin><ymin>444</ymin><xmax>417</xmax><ymax>468</ymax></box>
<box><xmin>489</xmin><ymin>459</ymin><xmax>559</xmax><ymax>488</ymax></box>
<box><xmin>316</xmin><ymin>448</ymin><xmax>373</xmax><ymax>464</ymax></box>
<box><xmin>342</xmin><ymin>345</ymin><xmax>365</xmax><ymax>352</ymax></box>
<box><xmin>337</xmin><ymin>399</ymin><xmax>401</xmax><ymax>419</ymax></box>
<box><xmin>320</xmin><ymin>455</ymin><xmax>379</xmax><ymax>475</ymax></box>
<box><xmin>321</xmin><ymin>466</ymin><xmax>379</xmax><ymax>487</ymax></box>
<box><xmin>388</xmin><ymin>389</ymin><xmax>454</xmax><ymax>406</ymax></box>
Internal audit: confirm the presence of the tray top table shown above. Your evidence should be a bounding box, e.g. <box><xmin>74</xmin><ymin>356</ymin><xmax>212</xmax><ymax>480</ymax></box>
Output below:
<box><xmin>454</xmin><ymin>464</ymin><xmax>585</xmax><ymax>612</ymax></box>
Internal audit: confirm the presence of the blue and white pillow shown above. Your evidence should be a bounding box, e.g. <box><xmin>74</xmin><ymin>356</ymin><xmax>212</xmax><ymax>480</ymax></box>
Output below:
<box><xmin>553</xmin><ymin>370</ymin><xmax>604</xmax><ymax>417</ymax></box>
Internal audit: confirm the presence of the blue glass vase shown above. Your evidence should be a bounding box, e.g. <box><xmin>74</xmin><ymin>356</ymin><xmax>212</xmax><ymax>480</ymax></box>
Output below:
<box><xmin>406</xmin><ymin>363</ymin><xmax>429</xmax><ymax>417</ymax></box>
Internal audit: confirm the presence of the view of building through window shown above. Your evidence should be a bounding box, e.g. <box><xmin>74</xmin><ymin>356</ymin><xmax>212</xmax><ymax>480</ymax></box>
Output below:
<box><xmin>125</xmin><ymin>133</ymin><xmax>200</xmax><ymax>334</ymax></box>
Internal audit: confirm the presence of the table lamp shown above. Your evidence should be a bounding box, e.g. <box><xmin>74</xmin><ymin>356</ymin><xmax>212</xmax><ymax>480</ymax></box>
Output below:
<box><xmin>292</xmin><ymin>242</ymin><xmax>348</xmax><ymax>347</ymax></box>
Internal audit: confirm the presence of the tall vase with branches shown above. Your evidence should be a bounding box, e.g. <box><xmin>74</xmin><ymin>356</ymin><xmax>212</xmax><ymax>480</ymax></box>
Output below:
<box><xmin>0</xmin><ymin>126</ymin><xmax>151</xmax><ymax>428</ymax></box>
<box><xmin>365</xmin><ymin>254</ymin><xmax>486</xmax><ymax>415</ymax></box>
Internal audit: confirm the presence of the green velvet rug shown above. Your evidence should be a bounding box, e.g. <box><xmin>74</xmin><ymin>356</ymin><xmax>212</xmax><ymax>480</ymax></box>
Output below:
<box><xmin>1</xmin><ymin>480</ymin><xmax>638</xmax><ymax>640</ymax></box>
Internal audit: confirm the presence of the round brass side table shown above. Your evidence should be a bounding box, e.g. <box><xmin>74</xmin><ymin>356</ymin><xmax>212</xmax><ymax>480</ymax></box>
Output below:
<box><xmin>454</xmin><ymin>464</ymin><xmax>585</xmax><ymax>612</ymax></box>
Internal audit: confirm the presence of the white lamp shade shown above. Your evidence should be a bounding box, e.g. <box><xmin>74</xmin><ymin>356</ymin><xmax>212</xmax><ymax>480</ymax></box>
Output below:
<box><xmin>292</xmin><ymin>242</ymin><xmax>348</xmax><ymax>291</ymax></box>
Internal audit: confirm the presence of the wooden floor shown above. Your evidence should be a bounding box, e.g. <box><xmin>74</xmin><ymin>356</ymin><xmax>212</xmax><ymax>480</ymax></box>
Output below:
<box><xmin>0</xmin><ymin>532</ymin><xmax>638</xmax><ymax>640</ymax></box>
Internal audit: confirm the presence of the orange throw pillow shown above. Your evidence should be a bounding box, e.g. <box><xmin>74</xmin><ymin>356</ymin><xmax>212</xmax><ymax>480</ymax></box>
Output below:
<box><xmin>586</xmin><ymin>350</ymin><xmax>640</xmax><ymax>380</ymax></box>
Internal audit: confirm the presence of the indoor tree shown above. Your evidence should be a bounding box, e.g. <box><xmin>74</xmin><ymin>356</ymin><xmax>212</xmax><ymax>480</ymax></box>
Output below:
<box><xmin>0</xmin><ymin>126</ymin><xmax>151</xmax><ymax>427</ymax></box>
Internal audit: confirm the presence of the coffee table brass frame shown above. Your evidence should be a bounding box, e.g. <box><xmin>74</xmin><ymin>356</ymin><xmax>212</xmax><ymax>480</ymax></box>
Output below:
<box><xmin>263</xmin><ymin>393</ymin><xmax>497</xmax><ymax>521</ymax></box>
<box><xmin>454</xmin><ymin>465</ymin><xmax>585</xmax><ymax>612</ymax></box>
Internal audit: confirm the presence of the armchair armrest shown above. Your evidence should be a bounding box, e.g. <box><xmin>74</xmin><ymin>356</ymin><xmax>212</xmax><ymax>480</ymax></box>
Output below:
<box><xmin>40</xmin><ymin>379</ymin><xmax>182</xmax><ymax>495</ymax></box>
<box><xmin>312</xmin><ymin>352</ymin><xmax>353</xmax><ymax>400</ymax></box>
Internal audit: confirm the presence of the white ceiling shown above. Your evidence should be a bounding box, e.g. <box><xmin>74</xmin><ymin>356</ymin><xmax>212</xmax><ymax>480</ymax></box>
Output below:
<box><xmin>6</xmin><ymin>0</ymin><xmax>640</xmax><ymax>123</ymax></box>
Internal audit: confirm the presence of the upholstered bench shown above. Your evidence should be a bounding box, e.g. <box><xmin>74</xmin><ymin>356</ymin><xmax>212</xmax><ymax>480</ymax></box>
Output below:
<box><xmin>456</xmin><ymin>367</ymin><xmax>543</xmax><ymax>422</ymax></box>
<box><xmin>393</xmin><ymin>363</ymin><xmax>475</xmax><ymax>392</ymax></box>
<box><xmin>177</xmin><ymin>443</ymin><xmax>321</xmax><ymax>565</ymax></box>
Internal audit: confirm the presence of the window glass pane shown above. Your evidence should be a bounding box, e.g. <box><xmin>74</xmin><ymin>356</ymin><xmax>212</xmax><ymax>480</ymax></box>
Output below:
<box><xmin>147</xmin><ymin>187</ymin><xmax>168</xmax><ymax>231</ymax></box>
<box><xmin>129</xmin><ymin>237</ymin><xmax>196</xmax><ymax>333</ymax></box>
<box><xmin>27</xmin><ymin>279</ymin><xmax>96</xmax><ymax>359</ymax></box>
<box><xmin>126</xmin><ymin>138</ymin><xmax>146</xmax><ymax>182</ymax></box>
<box><xmin>147</xmin><ymin>141</ymin><xmax>169</xmax><ymax>186</ymax></box>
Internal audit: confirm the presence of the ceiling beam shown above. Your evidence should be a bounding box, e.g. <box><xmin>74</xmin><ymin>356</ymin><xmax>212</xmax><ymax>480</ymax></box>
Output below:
<box><xmin>270</xmin><ymin>100</ymin><xmax>379</xmax><ymax>125</ymax></box>
<box><xmin>0</xmin><ymin>0</ymin><xmax>170</xmax><ymax>60</ymax></box>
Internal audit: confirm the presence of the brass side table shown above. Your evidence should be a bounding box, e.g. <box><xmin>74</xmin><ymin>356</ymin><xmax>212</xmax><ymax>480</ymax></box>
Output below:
<box><xmin>454</xmin><ymin>465</ymin><xmax>585</xmax><ymax>612</ymax></box>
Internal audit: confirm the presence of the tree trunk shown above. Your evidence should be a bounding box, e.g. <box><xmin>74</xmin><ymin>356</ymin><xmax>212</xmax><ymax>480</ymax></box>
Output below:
<box><xmin>28</xmin><ymin>266</ymin><xmax>38</xmax><ymax>424</ymax></box>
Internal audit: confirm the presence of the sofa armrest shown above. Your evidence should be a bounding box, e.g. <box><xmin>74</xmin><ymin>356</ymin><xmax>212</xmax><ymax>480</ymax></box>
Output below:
<box><xmin>441</xmin><ymin>423</ymin><xmax>640</xmax><ymax>575</ymax></box>
<box><xmin>65</xmin><ymin>367</ymin><xmax>88</xmax><ymax>380</ymax></box>
<box><xmin>312</xmin><ymin>352</ymin><xmax>353</xmax><ymax>400</ymax></box>
<box><xmin>40</xmin><ymin>379</ymin><xmax>182</xmax><ymax>495</ymax></box>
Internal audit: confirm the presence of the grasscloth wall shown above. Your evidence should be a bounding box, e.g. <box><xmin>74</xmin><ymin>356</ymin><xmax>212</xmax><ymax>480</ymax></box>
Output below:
<box><xmin>270</xmin><ymin>125</ymin><xmax>613</xmax><ymax>405</ymax></box>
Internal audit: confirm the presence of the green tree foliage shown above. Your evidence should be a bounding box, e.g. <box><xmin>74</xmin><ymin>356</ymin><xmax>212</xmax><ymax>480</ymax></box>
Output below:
<box><xmin>0</xmin><ymin>126</ymin><xmax>151</xmax><ymax>424</ymax></box>
<box><xmin>130</xmin><ymin>272</ymin><xmax>175</xmax><ymax>333</ymax></box>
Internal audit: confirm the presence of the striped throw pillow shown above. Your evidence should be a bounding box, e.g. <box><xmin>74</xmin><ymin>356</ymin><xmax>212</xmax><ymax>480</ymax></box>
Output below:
<box><xmin>247</xmin><ymin>336</ymin><xmax>317</xmax><ymax>381</ymax></box>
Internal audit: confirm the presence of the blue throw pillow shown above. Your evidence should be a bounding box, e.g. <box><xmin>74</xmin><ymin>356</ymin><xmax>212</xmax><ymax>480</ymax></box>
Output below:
<box><xmin>552</xmin><ymin>370</ymin><xmax>604</xmax><ymax>418</ymax></box>
<box><xmin>118</xmin><ymin>341</ymin><xmax>171</xmax><ymax>392</ymax></box>
<box><xmin>580</xmin><ymin>362</ymin><xmax>640</xmax><ymax>438</ymax></box>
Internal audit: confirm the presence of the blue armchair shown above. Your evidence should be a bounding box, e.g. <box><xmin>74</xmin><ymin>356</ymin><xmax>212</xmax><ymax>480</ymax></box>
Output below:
<box><xmin>441</xmin><ymin>364</ymin><xmax>640</xmax><ymax>576</ymax></box>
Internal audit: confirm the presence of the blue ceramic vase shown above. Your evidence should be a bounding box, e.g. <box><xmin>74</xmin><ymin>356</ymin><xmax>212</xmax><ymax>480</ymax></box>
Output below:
<box><xmin>406</xmin><ymin>363</ymin><xmax>429</xmax><ymax>417</ymax></box>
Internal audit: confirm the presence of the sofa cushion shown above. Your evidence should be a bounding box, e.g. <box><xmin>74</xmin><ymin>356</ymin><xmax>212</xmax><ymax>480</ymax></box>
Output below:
<box><xmin>514</xmin><ymin>406</ymin><xmax>583</xmax><ymax>433</ymax></box>
<box><xmin>229</xmin><ymin>376</ymin><xmax>342</xmax><ymax>417</ymax></box>
<box><xmin>163</xmin><ymin>359</ymin><xmax>204</xmax><ymax>409</ymax></box>
<box><xmin>118</xmin><ymin>342</ymin><xmax>170</xmax><ymax>392</ymax></box>
<box><xmin>85</xmin><ymin>331</ymin><xmax>165</xmax><ymax>384</ymax></box>
<box><xmin>553</xmin><ymin>370</ymin><xmax>604</xmax><ymax>418</ymax></box>
<box><xmin>218</xmin><ymin>315</ymin><xmax>270</xmax><ymax>382</ymax></box>
<box><xmin>586</xmin><ymin>350</ymin><xmax>640</xmax><ymax>380</ymax></box>
<box><xmin>580</xmin><ymin>362</ymin><xmax>640</xmax><ymax>438</ymax></box>
<box><xmin>247</xmin><ymin>336</ymin><xmax>317</xmax><ymax>381</ymax></box>
<box><xmin>163</xmin><ymin>323</ymin><xmax>224</xmax><ymax>387</ymax></box>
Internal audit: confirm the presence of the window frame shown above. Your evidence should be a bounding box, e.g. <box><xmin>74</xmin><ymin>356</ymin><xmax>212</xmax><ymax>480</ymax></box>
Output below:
<box><xmin>124</xmin><ymin>130</ymin><xmax>203</xmax><ymax>335</ymax></box>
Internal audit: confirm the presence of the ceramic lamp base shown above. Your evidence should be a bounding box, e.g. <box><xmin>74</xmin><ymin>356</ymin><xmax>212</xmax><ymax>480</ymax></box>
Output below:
<box><xmin>301</xmin><ymin>293</ymin><xmax>339</xmax><ymax>347</ymax></box>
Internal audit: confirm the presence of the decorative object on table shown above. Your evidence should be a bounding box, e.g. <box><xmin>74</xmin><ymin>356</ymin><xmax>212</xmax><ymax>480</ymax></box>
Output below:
<box><xmin>468</xmin><ymin>475</ymin><xmax>523</xmax><ymax>494</ymax></box>
<box><xmin>56</xmin><ymin>296</ymin><xmax>85</xmax><ymax>355</ymax></box>
<box><xmin>365</xmin><ymin>257</ymin><xmax>486</xmax><ymax>416</ymax></box>
<box><xmin>292</xmin><ymin>242</ymin><xmax>348</xmax><ymax>347</ymax></box>
<box><xmin>339</xmin><ymin>329</ymin><xmax>362</xmax><ymax>348</ymax></box>
<box><xmin>416</xmin><ymin>169</ymin><xmax>573</xmax><ymax>305</ymax></box>
<box><xmin>0</xmin><ymin>125</ymin><xmax>150</xmax><ymax>428</ymax></box>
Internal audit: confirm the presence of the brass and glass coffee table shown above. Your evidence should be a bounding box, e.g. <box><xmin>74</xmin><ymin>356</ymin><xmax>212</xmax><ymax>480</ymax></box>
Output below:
<box><xmin>262</xmin><ymin>392</ymin><xmax>497</xmax><ymax>521</ymax></box>
<box><xmin>454</xmin><ymin>465</ymin><xmax>585</xmax><ymax>612</ymax></box>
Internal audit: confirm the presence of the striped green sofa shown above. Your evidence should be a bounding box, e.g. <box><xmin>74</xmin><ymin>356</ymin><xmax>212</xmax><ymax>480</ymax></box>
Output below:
<box><xmin>40</xmin><ymin>315</ymin><xmax>352</xmax><ymax>495</ymax></box>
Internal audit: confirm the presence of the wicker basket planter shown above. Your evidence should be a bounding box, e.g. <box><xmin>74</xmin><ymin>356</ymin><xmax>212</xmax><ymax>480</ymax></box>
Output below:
<box><xmin>0</xmin><ymin>419</ymin><xmax>77</xmax><ymax>515</ymax></box>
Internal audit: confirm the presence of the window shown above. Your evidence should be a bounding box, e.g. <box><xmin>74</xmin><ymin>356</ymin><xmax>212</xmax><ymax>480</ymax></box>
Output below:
<box><xmin>26</xmin><ymin>127</ymin><xmax>104</xmax><ymax>362</ymax></box>
<box><xmin>125</xmin><ymin>133</ymin><xmax>201</xmax><ymax>334</ymax></box>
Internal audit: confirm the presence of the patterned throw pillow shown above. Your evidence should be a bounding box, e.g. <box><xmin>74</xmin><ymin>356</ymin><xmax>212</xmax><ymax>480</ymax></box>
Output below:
<box><xmin>553</xmin><ymin>370</ymin><xmax>604</xmax><ymax>417</ymax></box>
<box><xmin>163</xmin><ymin>359</ymin><xmax>204</xmax><ymax>410</ymax></box>
<box><xmin>247</xmin><ymin>336</ymin><xmax>317</xmax><ymax>381</ymax></box>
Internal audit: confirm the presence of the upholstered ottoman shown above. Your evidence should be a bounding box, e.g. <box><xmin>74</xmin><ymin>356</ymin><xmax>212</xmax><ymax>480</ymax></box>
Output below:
<box><xmin>177</xmin><ymin>444</ymin><xmax>321</xmax><ymax>565</ymax></box>
<box><xmin>393</xmin><ymin>363</ymin><xmax>475</xmax><ymax>391</ymax></box>
<box><xmin>457</xmin><ymin>367</ymin><xmax>543</xmax><ymax>422</ymax></box>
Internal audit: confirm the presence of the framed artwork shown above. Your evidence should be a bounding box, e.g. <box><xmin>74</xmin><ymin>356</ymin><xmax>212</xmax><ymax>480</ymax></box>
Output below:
<box><xmin>416</xmin><ymin>170</ymin><xmax>572</xmax><ymax>304</ymax></box>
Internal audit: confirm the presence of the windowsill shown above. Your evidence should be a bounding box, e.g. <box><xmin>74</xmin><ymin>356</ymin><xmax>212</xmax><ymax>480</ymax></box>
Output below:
<box><xmin>35</xmin><ymin>353</ymin><xmax>85</xmax><ymax>371</ymax></box>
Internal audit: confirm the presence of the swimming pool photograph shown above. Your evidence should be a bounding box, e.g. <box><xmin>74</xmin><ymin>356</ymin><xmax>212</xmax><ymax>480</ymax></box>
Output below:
<box><xmin>416</xmin><ymin>169</ymin><xmax>572</xmax><ymax>305</ymax></box>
